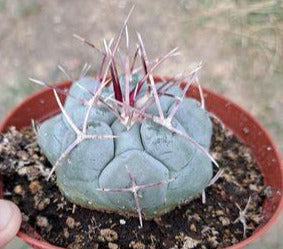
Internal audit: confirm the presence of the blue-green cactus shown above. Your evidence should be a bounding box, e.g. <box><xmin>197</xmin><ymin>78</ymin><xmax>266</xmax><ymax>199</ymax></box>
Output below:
<box><xmin>37</xmin><ymin>76</ymin><xmax>213</xmax><ymax>222</ymax></box>
<box><xmin>35</xmin><ymin>20</ymin><xmax>217</xmax><ymax>226</ymax></box>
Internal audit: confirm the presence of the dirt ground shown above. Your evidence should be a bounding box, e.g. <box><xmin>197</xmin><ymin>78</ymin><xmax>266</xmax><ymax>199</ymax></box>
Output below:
<box><xmin>0</xmin><ymin>0</ymin><xmax>282</xmax><ymax>248</ymax></box>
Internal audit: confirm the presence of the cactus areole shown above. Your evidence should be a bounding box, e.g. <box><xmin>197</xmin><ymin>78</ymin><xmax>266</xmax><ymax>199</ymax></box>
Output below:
<box><xmin>35</xmin><ymin>9</ymin><xmax>218</xmax><ymax>227</ymax></box>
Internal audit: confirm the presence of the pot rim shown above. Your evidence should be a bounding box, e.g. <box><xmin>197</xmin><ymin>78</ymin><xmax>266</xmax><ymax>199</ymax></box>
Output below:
<box><xmin>0</xmin><ymin>78</ymin><xmax>282</xmax><ymax>249</ymax></box>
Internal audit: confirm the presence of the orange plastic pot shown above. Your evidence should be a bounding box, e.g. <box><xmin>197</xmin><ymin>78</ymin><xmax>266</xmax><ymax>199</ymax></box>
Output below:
<box><xmin>0</xmin><ymin>78</ymin><xmax>282</xmax><ymax>249</ymax></box>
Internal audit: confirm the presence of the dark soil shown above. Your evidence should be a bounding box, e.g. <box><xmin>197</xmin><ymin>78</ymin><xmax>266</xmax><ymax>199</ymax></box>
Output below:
<box><xmin>0</xmin><ymin>118</ymin><xmax>268</xmax><ymax>249</ymax></box>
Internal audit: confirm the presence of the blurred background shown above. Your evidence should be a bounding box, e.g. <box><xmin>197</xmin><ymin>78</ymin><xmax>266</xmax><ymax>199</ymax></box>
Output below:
<box><xmin>0</xmin><ymin>0</ymin><xmax>282</xmax><ymax>248</ymax></box>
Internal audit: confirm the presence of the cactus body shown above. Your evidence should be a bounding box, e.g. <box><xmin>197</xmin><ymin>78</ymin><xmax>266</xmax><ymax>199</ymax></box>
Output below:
<box><xmin>38</xmin><ymin>77</ymin><xmax>213</xmax><ymax>218</ymax></box>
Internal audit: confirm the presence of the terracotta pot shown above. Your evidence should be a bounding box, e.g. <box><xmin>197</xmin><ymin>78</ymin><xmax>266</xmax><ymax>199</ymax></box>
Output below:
<box><xmin>0</xmin><ymin>78</ymin><xmax>282</xmax><ymax>249</ymax></box>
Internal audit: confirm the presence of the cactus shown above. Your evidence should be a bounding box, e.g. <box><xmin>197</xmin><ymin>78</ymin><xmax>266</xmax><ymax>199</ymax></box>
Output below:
<box><xmin>33</xmin><ymin>9</ymin><xmax>220</xmax><ymax>227</ymax></box>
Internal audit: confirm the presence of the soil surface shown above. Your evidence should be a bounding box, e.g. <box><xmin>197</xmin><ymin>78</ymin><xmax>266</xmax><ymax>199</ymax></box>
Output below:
<box><xmin>0</xmin><ymin>118</ymin><xmax>268</xmax><ymax>249</ymax></box>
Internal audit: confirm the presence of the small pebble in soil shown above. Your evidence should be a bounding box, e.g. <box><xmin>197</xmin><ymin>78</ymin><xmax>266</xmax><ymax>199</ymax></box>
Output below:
<box><xmin>66</xmin><ymin>217</ymin><xmax>76</xmax><ymax>229</ymax></box>
<box><xmin>108</xmin><ymin>242</ymin><xmax>119</xmax><ymax>249</ymax></box>
<box><xmin>129</xmin><ymin>241</ymin><xmax>146</xmax><ymax>249</ymax></box>
<box><xmin>182</xmin><ymin>236</ymin><xmax>200</xmax><ymax>249</ymax></box>
<box><xmin>29</xmin><ymin>180</ymin><xmax>42</xmax><ymax>194</ymax></box>
<box><xmin>13</xmin><ymin>185</ymin><xmax>25</xmax><ymax>195</ymax></box>
<box><xmin>36</xmin><ymin>216</ymin><xmax>49</xmax><ymax>228</ymax></box>
<box><xmin>99</xmin><ymin>229</ymin><xmax>118</xmax><ymax>242</ymax></box>
<box><xmin>119</xmin><ymin>219</ymin><xmax>126</xmax><ymax>225</ymax></box>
